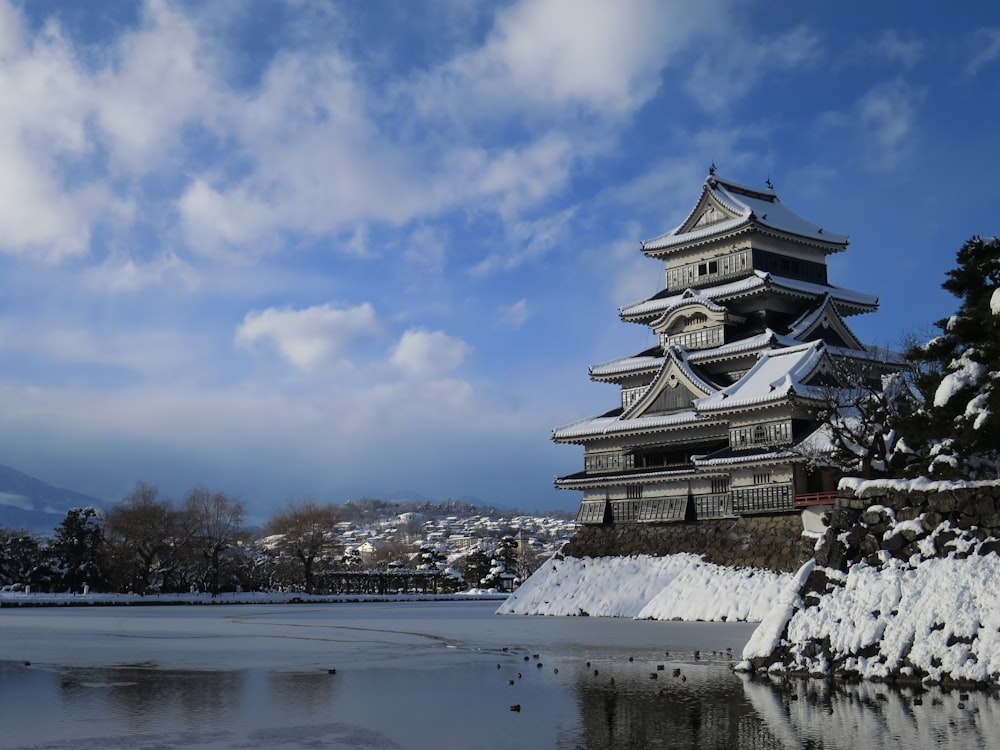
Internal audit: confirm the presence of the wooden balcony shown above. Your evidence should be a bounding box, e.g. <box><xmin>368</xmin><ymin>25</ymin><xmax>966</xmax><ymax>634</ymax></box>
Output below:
<box><xmin>793</xmin><ymin>491</ymin><xmax>838</xmax><ymax>508</ymax></box>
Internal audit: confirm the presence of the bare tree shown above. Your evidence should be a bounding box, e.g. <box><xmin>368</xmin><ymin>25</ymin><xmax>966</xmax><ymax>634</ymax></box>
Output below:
<box><xmin>263</xmin><ymin>499</ymin><xmax>341</xmax><ymax>593</ymax></box>
<box><xmin>798</xmin><ymin>351</ymin><xmax>917</xmax><ymax>479</ymax></box>
<box><xmin>182</xmin><ymin>486</ymin><xmax>247</xmax><ymax>595</ymax></box>
<box><xmin>104</xmin><ymin>482</ymin><xmax>180</xmax><ymax>593</ymax></box>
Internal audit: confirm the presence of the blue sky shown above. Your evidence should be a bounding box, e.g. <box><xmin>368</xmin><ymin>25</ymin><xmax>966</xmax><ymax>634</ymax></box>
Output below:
<box><xmin>0</xmin><ymin>0</ymin><xmax>997</xmax><ymax>519</ymax></box>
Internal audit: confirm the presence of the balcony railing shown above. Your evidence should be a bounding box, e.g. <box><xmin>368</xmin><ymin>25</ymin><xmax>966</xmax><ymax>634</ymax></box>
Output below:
<box><xmin>793</xmin><ymin>491</ymin><xmax>838</xmax><ymax>508</ymax></box>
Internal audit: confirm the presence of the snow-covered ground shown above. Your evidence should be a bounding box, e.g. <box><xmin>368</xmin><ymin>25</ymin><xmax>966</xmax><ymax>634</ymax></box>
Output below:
<box><xmin>497</xmin><ymin>553</ymin><xmax>792</xmax><ymax>622</ymax></box>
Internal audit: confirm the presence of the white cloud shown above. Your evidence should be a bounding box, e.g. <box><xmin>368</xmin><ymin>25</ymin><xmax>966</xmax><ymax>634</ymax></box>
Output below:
<box><xmin>92</xmin><ymin>0</ymin><xmax>227</xmax><ymax>173</ymax></box>
<box><xmin>175</xmin><ymin>49</ymin><xmax>440</xmax><ymax>258</ymax></box>
<box><xmin>344</xmin><ymin>224</ymin><xmax>372</xmax><ymax>259</ymax></box>
<box><xmin>684</xmin><ymin>25</ymin><xmax>821</xmax><ymax>113</ymax></box>
<box><xmin>872</xmin><ymin>30</ymin><xmax>925</xmax><ymax>69</ymax></box>
<box><xmin>814</xmin><ymin>79</ymin><xmax>923</xmax><ymax>174</ymax></box>
<box><xmin>178</xmin><ymin>178</ymin><xmax>278</xmax><ymax>259</ymax></box>
<box><xmin>497</xmin><ymin>299</ymin><xmax>530</xmax><ymax>329</ymax></box>
<box><xmin>19</xmin><ymin>324</ymin><xmax>204</xmax><ymax>380</ymax></box>
<box><xmin>484</xmin><ymin>0</ymin><xmax>676</xmax><ymax>113</ymax></box>
<box><xmin>83</xmin><ymin>252</ymin><xmax>200</xmax><ymax>293</ymax></box>
<box><xmin>0</xmin><ymin>147</ymin><xmax>100</xmax><ymax>261</ymax></box>
<box><xmin>0</xmin><ymin>5</ymin><xmax>107</xmax><ymax>261</ymax></box>
<box><xmin>390</xmin><ymin>328</ymin><xmax>471</xmax><ymax>379</ymax></box>
<box><xmin>471</xmin><ymin>206</ymin><xmax>576</xmax><ymax>275</ymax></box>
<box><xmin>403</xmin><ymin>226</ymin><xmax>447</xmax><ymax>270</ymax></box>
<box><xmin>856</xmin><ymin>79</ymin><xmax>922</xmax><ymax>172</ymax></box>
<box><xmin>473</xmin><ymin>134</ymin><xmax>575</xmax><ymax>214</ymax></box>
<box><xmin>421</xmin><ymin>0</ymin><xmax>722</xmax><ymax>119</ymax></box>
<box><xmin>235</xmin><ymin>302</ymin><xmax>379</xmax><ymax>372</ymax></box>
<box><xmin>965</xmin><ymin>27</ymin><xmax>1000</xmax><ymax>76</ymax></box>
<box><xmin>0</xmin><ymin>0</ymin><xmax>733</xmax><ymax>269</ymax></box>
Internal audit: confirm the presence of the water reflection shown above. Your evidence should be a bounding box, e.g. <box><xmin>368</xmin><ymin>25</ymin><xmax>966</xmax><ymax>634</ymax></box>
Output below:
<box><xmin>569</xmin><ymin>657</ymin><xmax>1000</xmax><ymax>750</ymax></box>
<box><xmin>265</xmin><ymin>669</ymin><xmax>338</xmax><ymax>713</ymax></box>
<box><xmin>740</xmin><ymin>674</ymin><xmax>1000</xmax><ymax>750</ymax></box>
<box><xmin>59</xmin><ymin>667</ymin><xmax>244</xmax><ymax>734</ymax></box>
<box><xmin>572</xmin><ymin>659</ymin><xmax>783</xmax><ymax>749</ymax></box>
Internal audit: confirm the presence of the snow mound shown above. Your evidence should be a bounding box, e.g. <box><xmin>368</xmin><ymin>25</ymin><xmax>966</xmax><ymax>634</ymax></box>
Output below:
<box><xmin>497</xmin><ymin>554</ymin><xmax>792</xmax><ymax>622</ymax></box>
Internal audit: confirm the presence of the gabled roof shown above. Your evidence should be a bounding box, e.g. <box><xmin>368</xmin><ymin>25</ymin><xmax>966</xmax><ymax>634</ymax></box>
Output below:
<box><xmin>621</xmin><ymin>346</ymin><xmax>718</xmax><ymax>420</ymax></box>
<box><xmin>641</xmin><ymin>172</ymin><xmax>848</xmax><ymax>256</ymax></box>
<box><xmin>619</xmin><ymin>271</ymin><xmax>878</xmax><ymax>323</ymax></box>
<box><xmin>787</xmin><ymin>292</ymin><xmax>864</xmax><ymax>350</ymax></box>
<box><xmin>649</xmin><ymin>291</ymin><xmax>731</xmax><ymax>332</ymax></box>
<box><xmin>554</xmin><ymin>348</ymin><xmax>727</xmax><ymax>444</ymax></box>
<box><xmin>694</xmin><ymin>340</ymin><xmax>829</xmax><ymax>413</ymax></box>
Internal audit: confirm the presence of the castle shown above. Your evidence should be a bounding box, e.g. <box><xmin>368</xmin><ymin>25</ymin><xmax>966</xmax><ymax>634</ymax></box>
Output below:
<box><xmin>554</xmin><ymin>169</ymin><xmax>892</xmax><ymax>528</ymax></box>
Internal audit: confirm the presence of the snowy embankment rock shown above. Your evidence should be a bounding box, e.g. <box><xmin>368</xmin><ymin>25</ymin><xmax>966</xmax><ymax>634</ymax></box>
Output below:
<box><xmin>741</xmin><ymin>478</ymin><xmax>1000</xmax><ymax>687</ymax></box>
<box><xmin>497</xmin><ymin>553</ymin><xmax>791</xmax><ymax>622</ymax></box>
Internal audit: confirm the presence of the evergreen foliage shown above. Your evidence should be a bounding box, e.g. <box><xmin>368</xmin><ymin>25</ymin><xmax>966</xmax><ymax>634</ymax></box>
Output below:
<box><xmin>49</xmin><ymin>507</ymin><xmax>108</xmax><ymax>592</ymax></box>
<box><xmin>0</xmin><ymin>529</ymin><xmax>42</xmax><ymax>589</ymax></box>
<box><xmin>463</xmin><ymin>548</ymin><xmax>492</xmax><ymax>587</ymax></box>
<box><xmin>902</xmin><ymin>236</ymin><xmax>1000</xmax><ymax>478</ymax></box>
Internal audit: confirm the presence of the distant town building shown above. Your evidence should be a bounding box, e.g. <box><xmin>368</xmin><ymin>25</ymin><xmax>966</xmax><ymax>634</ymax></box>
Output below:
<box><xmin>554</xmin><ymin>171</ymin><xmax>892</xmax><ymax>526</ymax></box>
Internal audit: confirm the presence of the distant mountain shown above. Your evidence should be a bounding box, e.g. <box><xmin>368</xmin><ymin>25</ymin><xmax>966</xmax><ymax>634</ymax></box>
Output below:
<box><xmin>0</xmin><ymin>464</ymin><xmax>106</xmax><ymax>535</ymax></box>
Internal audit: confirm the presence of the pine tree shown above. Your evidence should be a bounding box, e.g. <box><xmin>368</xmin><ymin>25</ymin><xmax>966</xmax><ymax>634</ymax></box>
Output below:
<box><xmin>463</xmin><ymin>548</ymin><xmax>491</xmax><ymax>588</ymax></box>
<box><xmin>49</xmin><ymin>507</ymin><xmax>108</xmax><ymax>592</ymax></box>
<box><xmin>903</xmin><ymin>236</ymin><xmax>1000</xmax><ymax>478</ymax></box>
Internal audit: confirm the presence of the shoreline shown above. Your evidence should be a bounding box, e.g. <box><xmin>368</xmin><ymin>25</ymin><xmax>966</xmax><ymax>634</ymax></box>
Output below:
<box><xmin>0</xmin><ymin>591</ymin><xmax>509</xmax><ymax>608</ymax></box>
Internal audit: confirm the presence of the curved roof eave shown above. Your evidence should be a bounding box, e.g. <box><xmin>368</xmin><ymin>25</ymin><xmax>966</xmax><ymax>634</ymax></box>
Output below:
<box><xmin>555</xmin><ymin>467</ymin><xmax>696</xmax><ymax>488</ymax></box>
<box><xmin>589</xmin><ymin>354</ymin><xmax>665</xmax><ymax>381</ymax></box>
<box><xmin>551</xmin><ymin>410</ymin><xmax>725</xmax><ymax>443</ymax></box>
<box><xmin>619</xmin><ymin>272</ymin><xmax>878</xmax><ymax>322</ymax></box>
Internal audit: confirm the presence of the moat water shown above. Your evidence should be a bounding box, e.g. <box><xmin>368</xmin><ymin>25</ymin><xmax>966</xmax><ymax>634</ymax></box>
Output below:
<box><xmin>0</xmin><ymin>601</ymin><xmax>996</xmax><ymax>749</ymax></box>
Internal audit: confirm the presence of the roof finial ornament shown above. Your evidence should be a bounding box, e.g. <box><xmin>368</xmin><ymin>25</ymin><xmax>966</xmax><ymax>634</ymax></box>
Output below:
<box><xmin>709</xmin><ymin>162</ymin><xmax>716</xmax><ymax>176</ymax></box>
<box><xmin>766</xmin><ymin>176</ymin><xmax>774</xmax><ymax>190</ymax></box>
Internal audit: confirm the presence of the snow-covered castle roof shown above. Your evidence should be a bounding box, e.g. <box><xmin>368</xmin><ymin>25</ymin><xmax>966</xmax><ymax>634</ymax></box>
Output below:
<box><xmin>641</xmin><ymin>173</ymin><xmax>849</xmax><ymax>254</ymax></box>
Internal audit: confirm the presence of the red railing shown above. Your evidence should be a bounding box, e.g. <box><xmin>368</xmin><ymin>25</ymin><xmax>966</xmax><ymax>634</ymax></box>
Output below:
<box><xmin>794</xmin><ymin>491</ymin><xmax>838</xmax><ymax>508</ymax></box>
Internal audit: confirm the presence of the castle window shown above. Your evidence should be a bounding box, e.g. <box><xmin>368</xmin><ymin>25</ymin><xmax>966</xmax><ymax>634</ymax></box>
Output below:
<box><xmin>697</xmin><ymin>260</ymin><xmax>719</xmax><ymax>277</ymax></box>
<box><xmin>626</xmin><ymin>484</ymin><xmax>643</xmax><ymax>500</ymax></box>
<box><xmin>730</xmin><ymin>421</ymin><xmax>791</xmax><ymax>448</ymax></box>
<box><xmin>753</xmin><ymin>472</ymin><xmax>772</xmax><ymax>484</ymax></box>
<box><xmin>711</xmin><ymin>477</ymin><xmax>730</xmax><ymax>494</ymax></box>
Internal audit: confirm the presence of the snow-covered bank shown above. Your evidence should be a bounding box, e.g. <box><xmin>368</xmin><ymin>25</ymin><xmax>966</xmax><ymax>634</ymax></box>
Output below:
<box><xmin>742</xmin><ymin>479</ymin><xmax>1000</xmax><ymax>686</ymax></box>
<box><xmin>743</xmin><ymin>546</ymin><xmax>1000</xmax><ymax>684</ymax></box>
<box><xmin>497</xmin><ymin>553</ymin><xmax>792</xmax><ymax>622</ymax></box>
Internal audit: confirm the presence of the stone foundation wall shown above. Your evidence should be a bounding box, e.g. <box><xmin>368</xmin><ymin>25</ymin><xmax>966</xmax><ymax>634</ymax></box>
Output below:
<box><xmin>561</xmin><ymin>514</ymin><xmax>808</xmax><ymax>572</ymax></box>
<box><xmin>815</xmin><ymin>480</ymin><xmax>1000</xmax><ymax>571</ymax></box>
